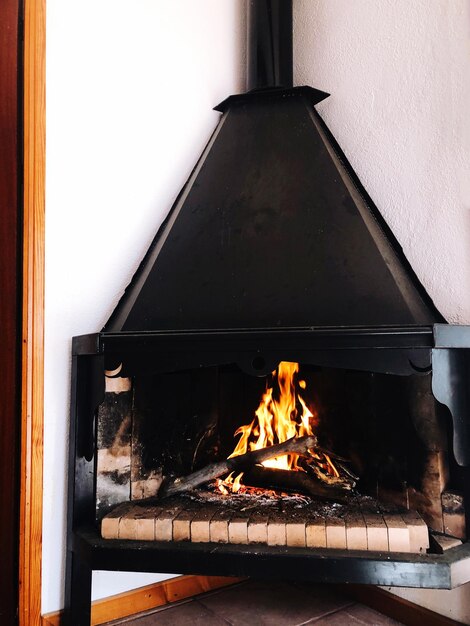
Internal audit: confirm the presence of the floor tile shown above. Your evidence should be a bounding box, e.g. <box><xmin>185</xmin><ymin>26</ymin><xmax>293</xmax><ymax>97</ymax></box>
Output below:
<box><xmin>307</xmin><ymin>609</ymin><xmax>363</xmax><ymax>625</ymax></box>
<box><xmin>290</xmin><ymin>582</ymin><xmax>353</xmax><ymax>608</ymax></box>
<box><xmin>343</xmin><ymin>604</ymin><xmax>403</xmax><ymax>624</ymax></box>
<box><xmin>310</xmin><ymin>603</ymin><xmax>403</xmax><ymax>625</ymax></box>
<box><xmin>198</xmin><ymin>580</ymin><xmax>352</xmax><ymax>626</ymax></box>
<box><xmin>122</xmin><ymin>599</ymin><xmax>229</xmax><ymax>626</ymax></box>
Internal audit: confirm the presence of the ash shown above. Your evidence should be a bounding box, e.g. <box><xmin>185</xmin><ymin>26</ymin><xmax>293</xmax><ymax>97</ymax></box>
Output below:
<box><xmin>180</xmin><ymin>483</ymin><xmax>396</xmax><ymax>518</ymax></box>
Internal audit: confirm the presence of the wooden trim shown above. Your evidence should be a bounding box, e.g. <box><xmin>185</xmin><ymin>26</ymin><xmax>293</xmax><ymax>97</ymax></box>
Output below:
<box><xmin>19</xmin><ymin>1</ymin><xmax>46</xmax><ymax>625</ymax></box>
<box><xmin>345</xmin><ymin>585</ymin><xmax>464</xmax><ymax>626</ymax></box>
<box><xmin>41</xmin><ymin>574</ymin><xmax>245</xmax><ymax>626</ymax></box>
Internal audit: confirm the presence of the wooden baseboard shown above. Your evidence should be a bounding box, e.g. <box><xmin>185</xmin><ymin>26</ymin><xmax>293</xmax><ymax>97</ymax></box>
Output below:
<box><xmin>344</xmin><ymin>585</ymin><xmax>464</xmax><ymax>626</ymax></box>
<box><xmin>41</xmin><ymin>574</ymin><xmax>245</xmax><ymax>625</ymax></box>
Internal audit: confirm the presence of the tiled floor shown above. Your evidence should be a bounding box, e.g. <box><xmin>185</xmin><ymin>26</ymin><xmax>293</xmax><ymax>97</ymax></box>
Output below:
<box><xmin>106</xmin><ymin>580</ymin><xmax>403</xmax><ymax>625</ymax></box>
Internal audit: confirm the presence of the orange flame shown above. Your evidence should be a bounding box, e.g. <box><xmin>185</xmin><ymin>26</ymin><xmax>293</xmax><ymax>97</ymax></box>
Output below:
<box><xmin>217</xmin><ymin>471</ymin><xmax>244</xmax><ymax>495</ymax></box>
<box><xmin>229</xmin><ymin>361</ymin><xmax>336</xmax><ymax>479</ymax></box>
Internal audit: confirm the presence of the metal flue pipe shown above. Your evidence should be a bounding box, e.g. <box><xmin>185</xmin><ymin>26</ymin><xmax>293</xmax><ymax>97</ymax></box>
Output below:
<box><xmin>247</xmin><ymin>0</ymin><xmax>293</xmax><ymax>91</ymax></box>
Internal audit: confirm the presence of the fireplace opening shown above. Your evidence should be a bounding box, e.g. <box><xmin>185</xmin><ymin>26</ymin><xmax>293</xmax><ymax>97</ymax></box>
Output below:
<box><xmin>97</xmin><ymin>361</ymin><xmax>464</xmax><ymax>554</ymax></box>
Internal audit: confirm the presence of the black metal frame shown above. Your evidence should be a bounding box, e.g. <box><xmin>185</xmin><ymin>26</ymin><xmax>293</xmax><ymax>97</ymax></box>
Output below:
<box><xmin>64</xmin><ymin>323</ymin><xmax>470</xmax><ymax>624</ymax></box>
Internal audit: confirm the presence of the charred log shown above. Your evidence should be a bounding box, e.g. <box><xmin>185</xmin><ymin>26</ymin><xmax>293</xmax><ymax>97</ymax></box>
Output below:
<box><xmin>159</xmin><ymin>435</ymin><xmax>317</xmax><ymax>498</ymax></box>
<box><xmin>306</xmin><ymin>463</ymin><xmax>356</xmax><ymax>490</ymax></box>
<box><xmin>242</xmin><ymin>466</ymin><xmax>350</xmax><ymax>503</ymax></box>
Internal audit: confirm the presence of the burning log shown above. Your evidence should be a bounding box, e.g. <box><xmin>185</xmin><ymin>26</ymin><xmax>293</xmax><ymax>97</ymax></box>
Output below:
<box><xmin>306</xmin><ymin>463</ymin><xmax>356</xmax><ymax>490</ymax></box>
<box><xmin>159</xmin><ymin>435</ymin><xmax>317</xmax><ymax>498</ymax></box>
<box><xmin>335</xmin><ymin>461</ymin><xmax>360</xmax><ymax>482</ymax></box>
<box><xmin>315</xmin><ymin>447</ymin><xmax>349</xmax><ymax>463</ymax></box>
<box><xmin>242</xmin><ymin>466</ymin><xmax>350</xmax><ymax>503</ymax></box>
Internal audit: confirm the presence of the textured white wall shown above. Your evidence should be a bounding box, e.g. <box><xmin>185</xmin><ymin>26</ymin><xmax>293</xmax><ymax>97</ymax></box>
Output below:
<box><xmin>294</xmin><ymin>0</ymin><xmax>470</xmax><ymax>324</ymax></box>
<box><xmin>44</xmin><ymin>0</ymin><xmax>245</xmax><ymax>613</ymax></box>
<box><xmin>44</xmin><ymin>0</ymin><xmax>470</xmax><ymax>619</ymax></box>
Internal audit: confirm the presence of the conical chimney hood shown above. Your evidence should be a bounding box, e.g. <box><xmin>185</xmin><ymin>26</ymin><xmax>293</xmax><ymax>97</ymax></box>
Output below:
<box><xmin>105</xmin><ymin>0</ymin><xmax>443</xmax><ymax>333</ymax></box>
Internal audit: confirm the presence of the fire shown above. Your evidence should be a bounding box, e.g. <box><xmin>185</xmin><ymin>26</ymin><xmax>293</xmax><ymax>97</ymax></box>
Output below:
<box><xmin>217</xmin><ymin>471</ymin><xmax>244</xmax><ymax>495</ymax></box>
<box><xmin>222</xmin><ymin>361</ymin><xmax>338</xmax><ymax>494</ymax></box>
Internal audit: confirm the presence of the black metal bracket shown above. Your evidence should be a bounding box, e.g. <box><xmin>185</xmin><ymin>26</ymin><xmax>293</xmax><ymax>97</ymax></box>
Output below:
<box><xmin>431</xmin><ymin>324</ymin><xmax>470</xmax><ymax>466</ymax></box>
<box><xmin>432</xmin><ymin>349</ymin><xmax>470</xmax><ymax>466</ymax></box>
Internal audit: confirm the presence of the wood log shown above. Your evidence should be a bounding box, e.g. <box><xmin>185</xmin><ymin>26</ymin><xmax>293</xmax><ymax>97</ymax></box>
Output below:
<box><xmin>335</xmin><ymin>461</ymin><xmax>360</xmax><ymax>482</ymax></box>
<box><xmin>242</xmin><ymin>466</ymin><xmax>349</xmax><ymax>503</ymax></box>
<box><xmin>159</xmin><ymin>435</ymin><xmax>317</xmax><ymax>498</ymax></box>
<box><xmin>316</xmin><ymin>447</ymin><xmax>349</xmax><ymax>463</ymax></box>
<box><xmin>307</xmin><ymin>463</ymin><xmax>355</xmax><ymax>490</ymax></box>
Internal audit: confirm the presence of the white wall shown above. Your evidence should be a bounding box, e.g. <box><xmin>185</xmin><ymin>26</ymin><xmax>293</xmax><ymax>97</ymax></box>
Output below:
<box><xmin>44</xmin><ymin>0</ymin><xmax>470</xmax><ymax>618</ymax></box>
<box><xmin>294</xmin><ymin>3</ymin><xmax>470</xmax><ymax>620</ymax></box>
<box><xmin>295</xmin><ymin>0</ymin><xmax>470</xmax><ymax>324</ymax></box>
<box><xmin>44</xmin><ymin>0</ymin><xmax>245</xmax><ymax>613</ymax></box>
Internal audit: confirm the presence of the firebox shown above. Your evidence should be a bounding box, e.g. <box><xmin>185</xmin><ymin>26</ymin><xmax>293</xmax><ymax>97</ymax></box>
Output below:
<box><xmin>64</xmin><ymin>2</ymin><xmax>470</xmax><ymax>624</ymax></box>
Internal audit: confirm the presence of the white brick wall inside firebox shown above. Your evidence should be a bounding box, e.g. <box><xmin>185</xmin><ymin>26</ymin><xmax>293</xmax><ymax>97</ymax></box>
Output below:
<box><xmin>44</xmin><ymin>0</ymin><xmax>470</xmax><ymax>620</ymax></box>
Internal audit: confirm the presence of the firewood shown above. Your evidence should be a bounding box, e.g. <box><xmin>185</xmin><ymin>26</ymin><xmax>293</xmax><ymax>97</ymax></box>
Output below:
<box><xmin>307</xmin><ymin>463</ymin><xmax>356</xmax><ymax>490</ymax></box>
<box><xmin>315</xmin><ymin>447</ymin><xmax>349</xmax><ymax>463</ymax></box>
<box><xmin>335</xmin><ymin>461</ymin><xmax>360</xmax><ymax>482</ymax></box>
<box><xmin>159</xmin><ymin>435</ymin><xmax>317</xmax><ymax>498</ymax></box>
<box><xmin>242</xmin><ymin>466</ymin><xmax>349</xmax><ymax>503</ymax></box>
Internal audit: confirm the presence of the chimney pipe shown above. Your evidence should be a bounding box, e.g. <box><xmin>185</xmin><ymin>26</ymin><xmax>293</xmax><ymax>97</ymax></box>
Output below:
<box><xmin>247</xmin><ymin>0</ymin><xmax>293</xmax><ymax>91</ymax></box>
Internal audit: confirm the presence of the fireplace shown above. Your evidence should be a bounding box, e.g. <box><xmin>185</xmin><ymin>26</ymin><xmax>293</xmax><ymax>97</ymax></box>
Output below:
<box><xmin>66</xmin><ymin>326</ymin><xmax>470</xmax><ymax>625</ymax></box>
<box><xmin>97</xmin><ymin>361</ymin><xmax>456</xmax><ymax>549</ymax></box>
<box><xmin>64</xmin><ymin>2</ymin><xmax>470</xmax><ymax>623</ymax></box>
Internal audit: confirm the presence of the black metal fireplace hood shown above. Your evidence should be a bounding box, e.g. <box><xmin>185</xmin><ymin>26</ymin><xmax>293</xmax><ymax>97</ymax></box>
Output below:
<box><xmin>105</xmin><ymin>0</ymin><xmax>444</xmax><ymax>334</ymax></box>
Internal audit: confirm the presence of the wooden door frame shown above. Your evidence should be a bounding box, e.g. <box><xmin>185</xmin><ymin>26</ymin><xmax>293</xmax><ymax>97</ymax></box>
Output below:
<box><xmin>19</xmin><ymin>0</ymin><xmax>46</xmax><ymax>624</ymax></box>
<box><xmin>0</xmin><ymin>0</ymin><xmax>22</xmax><ymax>622</ymax></box>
